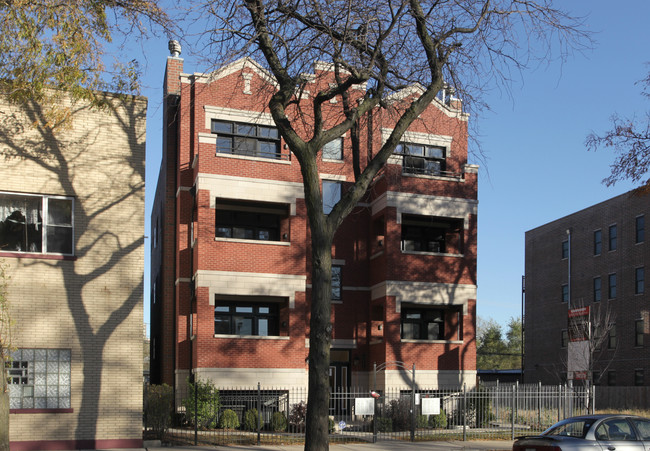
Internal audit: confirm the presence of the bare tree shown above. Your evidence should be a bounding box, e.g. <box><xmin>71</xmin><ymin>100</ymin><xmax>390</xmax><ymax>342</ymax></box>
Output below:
<box><xmin>186</xmin><ymin>1</ymin><xmax>589</xmax><ymax>448</ymax></box>
<box><xmin>586</xmin><ymin>70</ymin><xmax>650</xmax><ymax>189</ymax></box>
<box><xmin>565</xmin><ymin>301</ymin><xmax>617</xmax><ymax>386</ymax></box>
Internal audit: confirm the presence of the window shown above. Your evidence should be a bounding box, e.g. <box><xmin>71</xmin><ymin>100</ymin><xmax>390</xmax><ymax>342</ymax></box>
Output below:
<box><xmin>561</xmin><ymin>240</ymin><xmax>569</xmax><ymax>259</ymax></box>
<box><xmin>593</xmin><ymin>371</ymin><xmax>601</xmax><ymax>385</ymax></box>
<box><xmin>637</xmin><ymin>215</ymin><xmax>645</xmax><ymax>243</ymax></box>
<box><xmin>401</xmin><ymin>214</ymin><xmax>464</xmax><ymax>254</ymax></box>
<box><xmin>7</xmin><ymin>349</ymin><xmax>71</xmax><ymax>409</ymax></box>
<box><xmin>594</xmin><ymin>230</ymin><xmax>602</xmax><ymax>255</ymax></box>
<box><xmin>214</xmin><ymin>301</ymin><xmax>280</xmax><ymax>336</ymax></box>
<box><xmin>561</xmin><ymin>329</ymin><xmax>568</xmax><ymax>348</ymax></box>
<box><xmin>322</xmin><ymin>180</ymin><xmax>341</xmax><ymax>214</ymax></box>
<box><xmin>396</xmin><ymin>142</ymin><xmax>446</xmax><ymax>176</ymax></box>
<box><xmin>608</xmin><ymin>324</ymin><xmax>617</xmax><ymax>349</ymax></box>
<box><xmin>637</xmin><ymin>267</ymin><xmax>645</xmax><ymax>294</ymax></box>
<box><xmin>401</xmin><ymin>307</ymin><xmax>444</xmax><ymax>340</ymax></box>
<box><xmin>0</xmin><ymin>192</ymin><xmax>73</xmax><ymax>255</ymax></box>
<box><xmin>212</xmin><ymin>120</ymin><xmax>281</xmax><ymax>159</ymax></box>
<box><xmin>608</xmin><ymin>224</ymin><xmax>617</xmax><ymax>251</ymax></box>
<box><xmin>594</xmin><ymin>277</ymin><xmax>602</xmax><ymax>302</ymax></box>
<box><xmin>331</xmin><ymin>266</ymin><xmax>342</xmax><ymax>300</ymax></box>
<box><xmin>607</xmin><ymin>370</ymin><xmax>616</xmax><ymax>386</ymax></box>
<box><xmin>608</xmin><ymin>273</ymin><xmax>617</xmax><ymax>299</ymax></box>
<box><xmin>323</xmin><ymin>138</ymin><xmax>343</xmax><ymax>160</ymax></box>
<box><xmin>215</xmin><ymin>199</ymin><xmax>287</xmax><ymax>242</ymax></box>
<box><xmin>636</xmin><ymin>319</ymin><xmax>645</xmax><ymax>347</ymax></box>
<box><xmin>561</xmin><ymin>284</ymin><xmax>569</xmax><ymax>303</ymax></box>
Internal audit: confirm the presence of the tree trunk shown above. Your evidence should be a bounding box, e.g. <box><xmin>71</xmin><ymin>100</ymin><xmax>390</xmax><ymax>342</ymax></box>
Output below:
<box><xmin>0</xmin><ymin>364</ymin><xmax>9</xmax><ymax>451</ymax></box>
<box><xmin>304</xmin><ymin>231</ymin><xmax>333</xmax><ymax>451</ymax></box>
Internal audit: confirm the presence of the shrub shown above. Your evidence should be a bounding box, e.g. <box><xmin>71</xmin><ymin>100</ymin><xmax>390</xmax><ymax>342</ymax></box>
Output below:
<box><xmin>429</xmin><ymin>408</ymin><xmax>448</xmax><ymax>429</ymax></box>
<box><xmin>218</xmin><ymin>409</ymin><xmax>240</xmax><ymax>429</ymax></box>
<box><xmin>375</xmin><ymin>417</ymin><xmax>393</xmax><ymax>432</ymax></box>
<box><xmin>271</xmin><ymin>411</ymin><xmax>287</xmax><ymax>432</ymax></box>
<box><xmin>289</xmin><ymin>401</ymin><xmax>307</xmax><ymax>431</ymax></box>
<box><xmin>182</xmin><ymin>378</ymin><xmax>220</xmax><ymax>429</ymax></box>
<box><xmin>243</xmin><ymin>408</ymin><xmax>262</xmax><ymax>431</ymax></box>
<box><xmin>417</xmin><ymin>414</ymin><xmax>429</xmax><ymax>428</ymax></box>
<box><xmin>144</xmin><ymin>384</ymin><xmax>174</xmax><ymax>441</ymax></box>
<box><xmin>386</xmin><ymin>398</ymin><xmax>412</xmax><ymax>431</ymax></box>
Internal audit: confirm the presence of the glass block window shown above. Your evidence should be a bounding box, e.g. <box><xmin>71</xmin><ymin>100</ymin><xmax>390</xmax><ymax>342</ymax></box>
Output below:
<box><xmin>7</xmin><ymin>348</ymin><xmax>71</xmax><ymax>410</ymax></box>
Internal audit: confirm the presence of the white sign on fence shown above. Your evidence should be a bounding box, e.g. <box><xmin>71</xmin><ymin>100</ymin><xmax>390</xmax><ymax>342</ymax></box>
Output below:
<box><xmin>421</xmin><ymin>397</ymin><xmax>441</xmax><ymax>415</ymax></box>
<box><xmin>355</xmin><ymin>397</ymin><xmax>375</xmax><ymax>415</ymax></box>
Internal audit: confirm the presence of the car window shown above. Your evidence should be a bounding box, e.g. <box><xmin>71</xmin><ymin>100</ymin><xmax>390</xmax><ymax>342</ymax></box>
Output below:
<box><xmin>545</xmin><ymin>419</ymin><xmax>591</xmax><ymax>438</ymax></box>
<box><xmin>630</xmin><ymin>418</ymin><xmax>650</xmax><ymax>440</ymax></box>
<box><xmin>595</xmin><ymin>419</ymin><xmax>637</xmax><ymax>441</ymax></box>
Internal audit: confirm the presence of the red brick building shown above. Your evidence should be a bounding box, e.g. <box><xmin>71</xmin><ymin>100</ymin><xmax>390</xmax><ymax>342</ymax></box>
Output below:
<box><xmin>150</xmin><ymin>46</ymin><xmax>478</xmax><ymax>393</ymax></box>
<box><xmin>525</xmin><ymin>190</ymin><xmax>650</xmax><ymax>386</ymax></box>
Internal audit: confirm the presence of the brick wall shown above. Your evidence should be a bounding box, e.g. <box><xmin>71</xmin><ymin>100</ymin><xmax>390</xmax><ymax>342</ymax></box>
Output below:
<box><xmin>0</xmin><ymin>92</ymin><xmax>146</xmax><ymax>448</ymax></box>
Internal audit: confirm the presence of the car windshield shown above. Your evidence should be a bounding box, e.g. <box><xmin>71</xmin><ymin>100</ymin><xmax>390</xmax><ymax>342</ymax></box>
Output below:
<box><xmin>544</xmin><ymin>419</ymin><xmax>595</xmax><ymax>439</ymax></box>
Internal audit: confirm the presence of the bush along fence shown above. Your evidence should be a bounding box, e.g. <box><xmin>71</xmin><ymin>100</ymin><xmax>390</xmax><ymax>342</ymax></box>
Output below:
<box><xmin>143</xmin><ymin>381</ymin><xmax>595</xmax><ymax>446</ymax></box>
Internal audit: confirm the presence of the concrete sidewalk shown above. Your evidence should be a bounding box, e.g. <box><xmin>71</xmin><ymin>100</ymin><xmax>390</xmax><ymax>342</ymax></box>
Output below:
<box><xmin>143</xmin><ymin>440</ymin><xmax>513</xmax><ymax>451</ymax></box>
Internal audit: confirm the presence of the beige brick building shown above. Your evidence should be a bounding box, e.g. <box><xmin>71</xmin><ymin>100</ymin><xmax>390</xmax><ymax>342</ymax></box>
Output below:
<box><xmin>0</xmin><ymin>93</ymin><xmax>146</xmax><ymax>449</ymax></box>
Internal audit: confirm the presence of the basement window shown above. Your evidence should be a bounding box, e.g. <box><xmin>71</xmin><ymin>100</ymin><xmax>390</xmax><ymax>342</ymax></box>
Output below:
<box><xmin>401</xmin><ymin>214</ymin><xmax>463</xmax><ymax>254</ymax></box>
<box><xmin>7</xmin><ymin>349</ymin><xmax>71</xmax><ymax>410</ymax></box>
<box><xmin>215</xmin><ymin>199</ymin><xmax>288</xmax><ymax>242</ymax></box>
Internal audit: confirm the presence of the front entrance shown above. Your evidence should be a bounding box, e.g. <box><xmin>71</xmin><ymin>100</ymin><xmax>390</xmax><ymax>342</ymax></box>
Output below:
<box><xmin>329</xmin><ymin>349</ymin><xmax>351</xmax><ymax>415</ymax></box>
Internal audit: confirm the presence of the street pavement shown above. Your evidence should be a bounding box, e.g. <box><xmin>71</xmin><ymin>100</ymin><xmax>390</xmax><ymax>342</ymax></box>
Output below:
<box><xmin>142</xmin><ymin>440</ymin><xmax>513</xmax><ymax>451</ymax></box>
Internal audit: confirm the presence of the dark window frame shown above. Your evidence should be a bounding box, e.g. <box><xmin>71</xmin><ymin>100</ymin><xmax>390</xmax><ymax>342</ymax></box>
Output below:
<box><xmin>636</xmin><ymin>319</ymin><xmax>644</xmax><ymax>347</ymax></box>
<box><xmin>608</xmin><ymin>273</ymin><xmax>617</xmax><ymax>299</ymax></box>
<box><xmin>608</xmin><ymin>324</ymin><xmax>617</xmax><ymax>349</ymax></box>
<box><xmin>401</xmin><ymin>307</ymin><xmax>445</xmax><ymax>341</ymax></box>
<box><xmin>637</xmin><ymin>215</ymin><xmax>645</xmax><ymax>244</ymax></box>
<box><xmin>608</xmin><ymin>224</ymin><xmax>617</xmax><ymax>251</ymax></box>
<box><xmin>396</xmin><ymin>142</ymin><xmax>447</xmax><ymax>177</ymax></box>
<box><xmin>594</xmin><ymin>230</ymin><xmax>602</xmax><ymax>256</ymax></box>
<box><xmin>636</xmin><ymin>267</ymin><xmax>645</xmax><ymax>295</ymax></box>
<box><xmin>635</xmin><ymin>369</ymin><xmax>644</xmax><ymax>386</ymax></box>
<box><xmin>561</xmin><ymin>240</ymin><xmax>569</xmax><ymax>259</ymax></box>
<box><xmin>214</xmin><ymin>301</ymin><xmax>280</xmax><ymax>337</ymax></box>
<box><xmin>215</xmin><ymin>199</ymin><xmax>287</xmax><ymax>242</ymax></box>
<box><xmin>212</xmin><ymin>120</ymin><xmax>281</xmax><ymax>160</ymax></box>
<box><xmin>593</xmin><ymin>277</ymin><xmax>602</xmax><ymax>302</ymax></box>
<box><xmin>401</xmin><ymin>214</ymin><xmax>464</xmax><ymax>254</ymax></box>
<box><xmin>561</xmin><ymin>284</ymin><xmax>569</xmax><ymax>303</ymax></box>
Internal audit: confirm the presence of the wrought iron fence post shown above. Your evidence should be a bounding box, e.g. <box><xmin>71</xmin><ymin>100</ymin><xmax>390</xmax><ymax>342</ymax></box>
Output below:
<box><xmin>373</xmin><ymin>362</ymin><xmax>377</xmax><ymax>443</ymax></box>
<box><xmin>591</xmin><ymin>384</ymin><xmax>596</xmax><ymax>414</ymax></box>
<box><xmin>411</xmin><ymin>363</ymin><xmax>416</xmax><ymax>442</ymax></box>
<box><xmin>510</xmin><ymin>384</ymin><xmax>517</xmax><ymax>440</ymax></box>
<box><xmin>193</xmin><ymin>373</ymin><xmax>198</xmax><ymax>445</ymax></box>
<box><xmin>257</xmin><ymin>382</ymin><xmax>262</xmax><ymax>445</ymax></box>
<box><xmin>537</xmin><ymin>381</ymin><xmax>542</xmax><ymax>427</ymax></box>
<box><xmin>462</xmin><ymin>383</ymin><xmax>467</xmax><ymax>441</ymax></box>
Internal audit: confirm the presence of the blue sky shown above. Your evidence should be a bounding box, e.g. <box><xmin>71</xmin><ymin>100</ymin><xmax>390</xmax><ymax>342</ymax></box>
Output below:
<box><xmin>138</xmin><ymin>0</ymin><xmax>650</xmax><ymax>334</ymax></box>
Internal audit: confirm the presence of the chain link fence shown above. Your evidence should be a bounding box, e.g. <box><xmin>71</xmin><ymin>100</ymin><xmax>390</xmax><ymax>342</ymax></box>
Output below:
<box><xmin>143</xmin><ymin>381</ymin><xmax>594</xmax><ymax>445</ymax></box>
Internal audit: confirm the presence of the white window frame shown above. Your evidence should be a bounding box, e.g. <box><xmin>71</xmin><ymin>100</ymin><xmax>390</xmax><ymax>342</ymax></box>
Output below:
<box><xmin>0</xmin><ymin>191</ymin><xmax>74</xmax><ymax>256</ymax></box>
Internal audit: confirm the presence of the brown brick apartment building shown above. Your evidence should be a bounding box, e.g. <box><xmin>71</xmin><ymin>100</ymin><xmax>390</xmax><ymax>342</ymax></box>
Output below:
<box><xmin>0</xmin><ymin>93</ymin><xmax>146</xmax><ymax>449</ymax></box>
<box><xmin>525</xmin><ymin>189</ymin><xmax>650</xmax><ymax>386</ymax></box>
<box><xmin>150</xmin><ymin>48</ymin><xmax>479</xmax><ymax>394</ymax></box>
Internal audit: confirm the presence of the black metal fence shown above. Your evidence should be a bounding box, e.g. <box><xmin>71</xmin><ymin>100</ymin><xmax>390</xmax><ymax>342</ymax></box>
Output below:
<box><xmin>144</xmin><ymin>382</ymin><xmax>594</xmax><ymax>446</ymax></box>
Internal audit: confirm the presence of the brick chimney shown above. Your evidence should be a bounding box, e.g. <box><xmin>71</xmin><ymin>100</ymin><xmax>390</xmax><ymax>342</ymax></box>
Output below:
<box><xmin>164</xmin><ymin>40</ymin><xmax>183</xmax><ymax>97</ymax></box>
